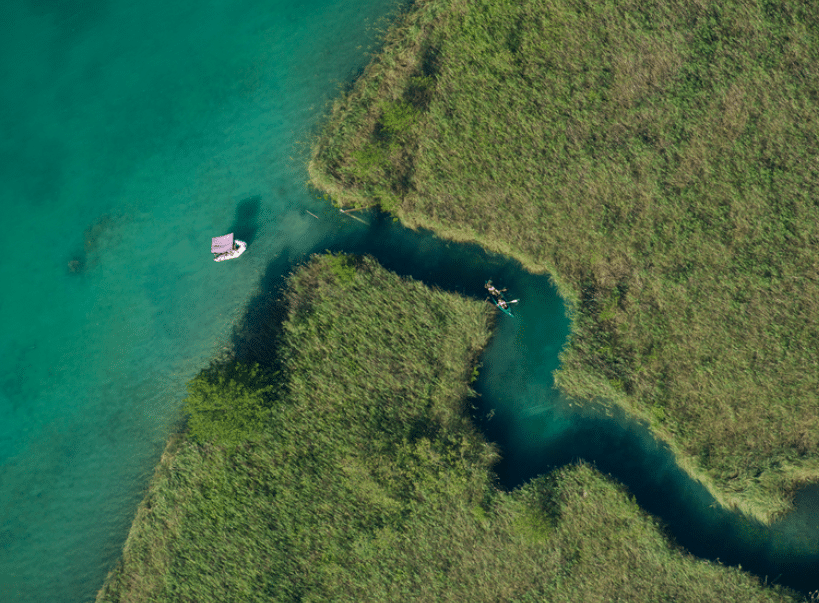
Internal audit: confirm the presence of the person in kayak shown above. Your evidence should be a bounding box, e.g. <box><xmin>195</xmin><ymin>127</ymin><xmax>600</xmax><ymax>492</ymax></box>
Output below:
<box><xmin>485</xmin><ymin>280</ymin><xmax>506</xmax><ymax>298</ymax></box>
<box><xmin>496</xmin><ymin>298</ymin><xmax>519</xmax><ymax>310</ymax></box>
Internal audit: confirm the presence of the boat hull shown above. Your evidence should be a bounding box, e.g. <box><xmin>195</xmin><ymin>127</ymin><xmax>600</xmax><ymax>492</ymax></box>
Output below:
<box><xmin>489</xmin><ymin>298</ymin><xmax>514</xmax><ymax>317</ymax></box>
<box><xmin>497</xmin><ymin>302</ymin><xmax>514</xmax><ymax>317</ymax></box>
<box><xmin>214</xmin><ymin>240</ymin><xmax>247</xmax><ymax>262</ymax></box>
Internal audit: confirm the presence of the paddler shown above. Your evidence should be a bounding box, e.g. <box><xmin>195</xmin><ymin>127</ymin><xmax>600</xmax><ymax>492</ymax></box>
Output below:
<box><xmin>485</xmin><ymin>280</ymin><xmax>506</xmax><ymax>298</ymax></box>
<box><xmin>496</xmin><ymin>298</ymin><xmax>519</xmax><ymax>310</ymax></box>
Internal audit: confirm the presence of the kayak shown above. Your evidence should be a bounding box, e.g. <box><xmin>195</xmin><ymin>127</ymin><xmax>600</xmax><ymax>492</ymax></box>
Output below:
<box><xmin>493</xmin><ymin>299</ymin><xmax>514</xmax><ymax>317</ymax></box>
<box><xmin>485</xmin><ymin>280</ymin><xmax>517</xmax><ymax>317</ymax></box>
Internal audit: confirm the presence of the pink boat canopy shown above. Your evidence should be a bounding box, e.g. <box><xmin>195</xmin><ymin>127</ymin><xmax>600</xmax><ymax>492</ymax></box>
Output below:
<box><xmin>211</xmin><ymin>233</ymin><xmax>234</xmax><ymax>254</ymax></box>
<box><xmin>210</xmin><ymin>233</ymin><xmax>233</xmax><ymax>253</ymax></box>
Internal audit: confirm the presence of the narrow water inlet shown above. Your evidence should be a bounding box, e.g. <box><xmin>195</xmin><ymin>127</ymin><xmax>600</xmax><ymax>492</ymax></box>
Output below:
<box><xmin>467</xmin><ymin>273</ymin><xmax>819</xmax><ymax>594</ymax></box>
<box><xmin>1</xmin><ymin>0</ymin><xmax>817</xmax><ymax>598</ymax></box>
<box><xmin>252</xmin><ymin>208</ymin><xmax>819</xmax><ymax>595</ymax></box>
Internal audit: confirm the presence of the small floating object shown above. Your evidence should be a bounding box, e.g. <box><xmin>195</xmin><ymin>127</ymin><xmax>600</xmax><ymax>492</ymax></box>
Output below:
<box><xmin>493</xmin><ymin>298</ymin><xmax>519</xmax><ymax>317</ymax></box>
<box><xmin>338</xmin><ymin>205</ymin><xmax>371</xmax><ymax>225</ymax></box>
<box><xmin>339</xmin><ymin>205</ymin><xmax>374</xmax><ymax>214</ymax></box>
<box><xmin>211</xmin><ymin>232</ymin><xmax>246</xmax><ymax>262</ymax></box>
<box><xmin>485</xmin><ymin>280</ymin><xmax>518</xmax><ymax>317</ymax></box>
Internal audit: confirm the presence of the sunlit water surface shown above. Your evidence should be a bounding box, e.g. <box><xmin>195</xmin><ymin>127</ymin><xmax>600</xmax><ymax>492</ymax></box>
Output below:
<box><xmin>1</xmin><ymin>1</ymin><xmax>817</xmax><ymax>601</ymax></box>
<box><xmin>0</xmin><ymin>0</ymin><xmax>402</xmax><ymax>600</ymax></box>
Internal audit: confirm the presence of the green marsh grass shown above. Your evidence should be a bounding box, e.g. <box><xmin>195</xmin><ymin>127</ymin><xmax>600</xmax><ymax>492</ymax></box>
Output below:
<box><xmin>309</xmin><ymin>0</ymin><xmax>819</xmax><ymax>524</ymax></box>
<box><xmin>97</xmin><ymin>254</ymin><xmax>804</xmax><ymax>601</ymax></box>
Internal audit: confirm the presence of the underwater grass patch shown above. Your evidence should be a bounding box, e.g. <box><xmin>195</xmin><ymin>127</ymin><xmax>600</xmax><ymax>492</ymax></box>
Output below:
<box><xmin>309</xmin><ymin>0</ymin><xmax>819</xmax><ymax>524</ymax></box>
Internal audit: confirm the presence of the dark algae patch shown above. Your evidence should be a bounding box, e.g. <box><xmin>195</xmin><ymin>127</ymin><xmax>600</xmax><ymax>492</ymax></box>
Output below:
<box><xmin>96</xmin><ymin>254</ymin><xmax>804</xmax><ymax>602</ymax></box>
<box><xmin>309</xmin><ymin>0</ymin><xmax>819</xmax><ymax>524</ymax></box>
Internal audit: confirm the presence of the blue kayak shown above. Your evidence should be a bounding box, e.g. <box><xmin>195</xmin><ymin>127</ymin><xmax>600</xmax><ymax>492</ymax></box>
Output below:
<box><xmin>485</xmin><ymin>280</ymin><xmax>517</xmax><ymax>317</ymax></box>
<box><xmin>492</xmin><ymin>298</ymin><xmax>515</xmax><ymax>317</ymax></box>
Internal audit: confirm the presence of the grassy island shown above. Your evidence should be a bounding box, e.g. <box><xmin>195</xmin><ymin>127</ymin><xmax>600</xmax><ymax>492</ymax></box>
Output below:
<box><xmin>308</xmin><ymin>0</ymin><xmax>819</xmax><ymax>524</ymax></box>
<box><xmin>97</xmin><ymin>254</ymin><xmax>803</xmax><ymax>602</ymax></box>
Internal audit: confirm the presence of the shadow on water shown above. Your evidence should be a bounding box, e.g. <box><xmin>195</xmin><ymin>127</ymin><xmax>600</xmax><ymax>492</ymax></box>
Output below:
<box><xmin>230</xmin><ymin>210</ymin><xmax>524</xmax><ymax>369</ymax></box>
<box><xmin>231</xmin><ymin>208</ymin><xmax>819</xmax><ymax>597</ymax></box>
<box><xmin>229</xmin><ymin>195</ymin><xmax>262</xmax><ymax>246</ymax></box>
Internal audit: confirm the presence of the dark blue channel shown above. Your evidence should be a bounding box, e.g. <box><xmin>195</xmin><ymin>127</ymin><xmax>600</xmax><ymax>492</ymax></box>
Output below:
<box><xmin>235</xmin><ymin>208</ymin><xmax>819</xmax><ymax>597</ymax></box>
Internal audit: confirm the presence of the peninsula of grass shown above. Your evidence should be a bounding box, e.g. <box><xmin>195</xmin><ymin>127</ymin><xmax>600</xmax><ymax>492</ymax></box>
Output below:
<box><xmin>96</xmin><ymin>253</ymin><xmax>803</xmax><ymax>602</ymax></box>
<box><xmin>308</xmin><ymin>0</ymin><xmax>819</xmax><ymax>524</ymax></box>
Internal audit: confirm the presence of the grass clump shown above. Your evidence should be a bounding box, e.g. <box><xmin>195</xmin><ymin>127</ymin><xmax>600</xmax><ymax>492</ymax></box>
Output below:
<box><xmin>97</xmin><ymin>254</ymin><xmax>804</xmax><ymax>602</ymax></box>
<box><xmin>184</xmin><ymin>362</ymin><xmax>278</xmax><ymax>448</ymax></box>
<box><xmin>309</xmin><ymin>0</ymin><xmax>819</xmax><ymax>523</ymax></box>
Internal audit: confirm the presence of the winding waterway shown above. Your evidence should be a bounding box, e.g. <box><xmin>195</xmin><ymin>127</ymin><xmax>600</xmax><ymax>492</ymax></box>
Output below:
<box><xmin>0</xmin><ymin>0</ymin><xmax>816</xmax><ymax>601</ymax></box>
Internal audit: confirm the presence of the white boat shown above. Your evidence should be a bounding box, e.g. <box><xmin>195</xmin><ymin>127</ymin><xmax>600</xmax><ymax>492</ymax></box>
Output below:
<box><xmin>212</xmin><ymin>233</ymin><xmax>247</xmax><ymax>262</ymax></box>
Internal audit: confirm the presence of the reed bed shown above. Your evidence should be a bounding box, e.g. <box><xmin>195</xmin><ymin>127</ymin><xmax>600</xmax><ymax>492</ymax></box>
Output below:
<box><xmin>309</xmin><ymin>0</ymin><xmax>819</xmax><ymax>524</ymax></box>
<box><xmin>97</xmin><ymin>254</ymin><xmax>804</xmax><ymax>602</ymax></box>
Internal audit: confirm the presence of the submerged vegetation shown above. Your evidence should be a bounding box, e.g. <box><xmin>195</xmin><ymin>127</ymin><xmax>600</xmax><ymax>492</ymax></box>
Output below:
<box><xmin>97</xmin><ymin>254</ymin><xmax>803</xmax><ymax>602</ymax></box>
<box><xmin>309</xmin><ymin>0</ymin><xmax>819</xmax><ymax>523</ymax></box>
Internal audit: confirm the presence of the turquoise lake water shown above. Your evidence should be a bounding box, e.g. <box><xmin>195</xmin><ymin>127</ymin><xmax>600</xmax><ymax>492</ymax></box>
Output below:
<box><xmin>0</xmin><ymin>0</ymin><xmax>404</xmax><ymax>600</ymax></box>
<box><xmin>1</xmin><ymin>0</ymin><xmax>817</xmax><ymax>601</ymax></box>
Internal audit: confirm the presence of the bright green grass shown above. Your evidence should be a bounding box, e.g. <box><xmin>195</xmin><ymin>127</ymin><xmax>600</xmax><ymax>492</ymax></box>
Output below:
<box><xmin>97</xmin><ymin>254</ymin><xmax>803</xmax><ymax>602</ymax></box>
<box><xmin>308</xmin><ymin>0</ymin><xmax>819</xmax><ymax>524</ymax></box>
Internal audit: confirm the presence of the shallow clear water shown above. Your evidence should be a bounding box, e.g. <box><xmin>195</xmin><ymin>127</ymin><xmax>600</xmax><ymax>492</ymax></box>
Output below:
<box><xmin>0</xmin><ymin>0</ymin><xmax>402</xmax><ymax>600</ymax></box>
<box><xmin>1</xmin><ymin>0</ymin><xmax>817</xmax><ymax>601</ymax></box>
